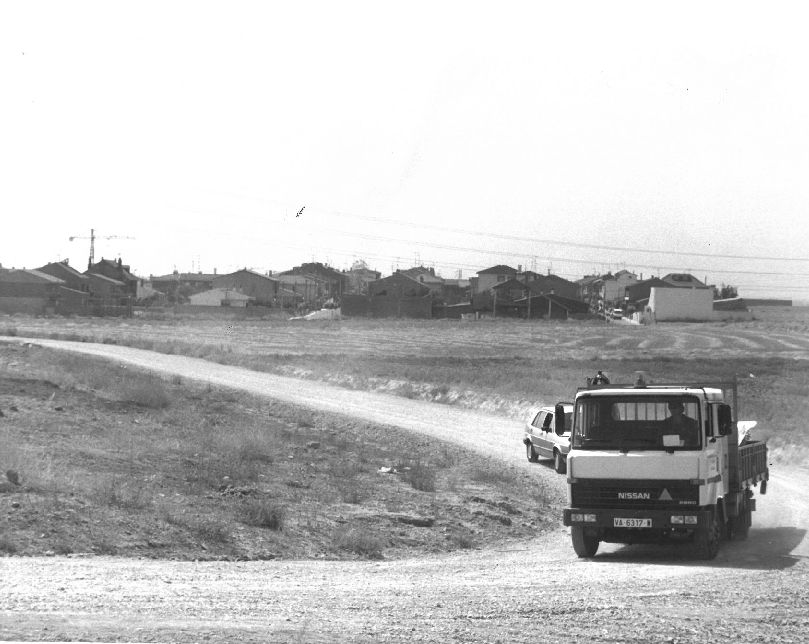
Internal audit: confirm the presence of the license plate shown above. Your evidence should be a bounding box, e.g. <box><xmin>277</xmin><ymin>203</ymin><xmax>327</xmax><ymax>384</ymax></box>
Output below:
<box><xmin>614</xmin><ymin>517</ymin><xmax>652</xmax><ymax>528</ymax></box>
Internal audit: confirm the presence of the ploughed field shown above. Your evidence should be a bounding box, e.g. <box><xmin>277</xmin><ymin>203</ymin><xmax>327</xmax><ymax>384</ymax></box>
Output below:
<box><xmin>6</xmin><ymin>306</ymin><xmax>809</xmax><ymax>361</ymax></box>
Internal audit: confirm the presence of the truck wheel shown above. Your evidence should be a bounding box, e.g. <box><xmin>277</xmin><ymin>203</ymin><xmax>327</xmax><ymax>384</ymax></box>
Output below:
<box><xmin>733</xmin><ymin>505</ymin><xmax>752</xmax><ymax>540</ymax></box>
<box><xmin>571</xmin><ymin>526</ymin><xmax>599</xmax><ymax>558</ymax></box>
<box><xmin>554</xmin><ymin>451</ymin><xmax>567</xmax><ymax>474</ymax></box>
<box><xmin>526</xmin><ymin>443</ymin><xmax>538</xmax><ymax>463</ymax></box>
<box><xmin>694</xmin><ymin>509</ymin><xmax>721</xmax><ymax>559</ymax></box>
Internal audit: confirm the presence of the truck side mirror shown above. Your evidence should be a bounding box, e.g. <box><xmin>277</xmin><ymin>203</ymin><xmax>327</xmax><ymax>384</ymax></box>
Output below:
<box><xmin>555</xmin><ymin>403</ymin><xmax>566</xmax><ymax>434</ymax></box>
<box><xmin>717</xmin><ymin>404</ymin><xmax>733</xmax><ymax>436</ymax></box>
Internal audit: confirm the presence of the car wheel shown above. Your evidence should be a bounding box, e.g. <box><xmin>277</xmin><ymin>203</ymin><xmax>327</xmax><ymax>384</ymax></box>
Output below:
<box><xmin>554</xmin><ymin>451</ymin><xmax>567</xmax><ymax>474</ymax></box>
<box><xmin>526</xmin><ymin>442</ymin><xmax>538</xmax><ymax>463</ymax></box>
<box><xmin>571</xmin><ymin>526</ymin><xmax>599</xmax><ymax>558</ymax></box>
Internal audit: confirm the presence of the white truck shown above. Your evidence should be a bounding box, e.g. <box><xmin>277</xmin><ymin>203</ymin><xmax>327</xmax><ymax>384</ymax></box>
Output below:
<box><xmin>561</xmin><ymin>378</ymin><xmax>768</xmax><ymax>559</ymax></box>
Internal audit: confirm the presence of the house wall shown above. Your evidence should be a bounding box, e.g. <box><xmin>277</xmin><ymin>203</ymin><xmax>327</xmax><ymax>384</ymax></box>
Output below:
<box><xmin>277</xmin><ymin>275</ymin><xmax>324</xmax><ymax>305</ymax></box>
<box><xmin>341</xmin><ymin>294</ymin><xmax>432</xmax><ymax>318</ymax></box>
<box><xmin>476</xmin><ymin>270</ymin><xmax>516</xmax><ymax>293</ymax></box>
<box><xmin>602</xmin><ymin>273</ymin><xmax>638</xmax><ymax>305</ymax></box>
<box><xmin>213</xmin><ymin>272</ymin><xmax>278</xmax><ymax>305</ymax></box>
<box><xmin>0</xmin><ymin>296</ymin><xmax>49</xmax><ymax>315</ymax></box>
<box><xmin>648</xmin><ymin>287</ymin><xmax>713</xmax><ymax>321</ymax></box>
<box><xmin>189</xmin><ymin>289</ymin><xmax>251</xmax><ymax>307</ymax></box>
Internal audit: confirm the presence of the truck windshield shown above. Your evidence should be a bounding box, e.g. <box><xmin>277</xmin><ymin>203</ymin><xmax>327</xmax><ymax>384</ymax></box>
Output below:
<box><xmin>572</xmin><ymin>395</ymin><xmax>702</xmax><ymax>451</ymax></box>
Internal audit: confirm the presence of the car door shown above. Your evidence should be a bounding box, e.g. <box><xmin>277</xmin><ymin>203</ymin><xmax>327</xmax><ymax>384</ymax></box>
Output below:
<box><xmin>536</xmin><ymin>411</ymin><xmax>554</xmax><ymax>458</ymax></box>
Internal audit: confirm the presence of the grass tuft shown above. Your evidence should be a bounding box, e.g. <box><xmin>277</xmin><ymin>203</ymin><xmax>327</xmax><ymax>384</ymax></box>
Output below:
<box><xmin>240</xmin><ymin>498</ymin><xmax>285</xmax><ymax>530</ymax></box>
<box><xmin>334</xmin><ymin>526</ymin><xmax>384</xmax><ymax>559</ymax></box>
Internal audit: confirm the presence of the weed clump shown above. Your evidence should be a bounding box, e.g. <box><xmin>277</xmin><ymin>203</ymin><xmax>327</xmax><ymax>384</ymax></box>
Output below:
<box><xmin>241</xmin><ymin>498</ymin><xmax>285</xmax><ymax>531</ymax></box>
<box><xmin>334</xmin><ymin>526</ymin><xmax>384</xmax><ymax>559</ymax></box>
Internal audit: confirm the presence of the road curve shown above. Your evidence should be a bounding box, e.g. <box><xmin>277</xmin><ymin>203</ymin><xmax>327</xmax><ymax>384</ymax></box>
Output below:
<box><xmin>1</xmin><ymin>337</ymin><xmax>808</xmax><ymax>643</ymax></box>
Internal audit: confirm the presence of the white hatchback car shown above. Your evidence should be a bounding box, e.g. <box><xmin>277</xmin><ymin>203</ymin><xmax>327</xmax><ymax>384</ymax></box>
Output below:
<box><xmin>523</xmin><ymin>403</ymin><xmax>574</xmax><ymax>473</ymax></box>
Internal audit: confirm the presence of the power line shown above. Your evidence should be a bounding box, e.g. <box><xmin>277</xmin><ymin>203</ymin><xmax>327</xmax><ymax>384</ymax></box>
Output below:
<box><xmin>313</xmin><ymin>225</ymin><xmax>809</xmax><ymax>279</ymax></box>
<box><xmin>315</xmin><ymin>208</ymin><xmax>809</xmax><ymax>264</ymax></box>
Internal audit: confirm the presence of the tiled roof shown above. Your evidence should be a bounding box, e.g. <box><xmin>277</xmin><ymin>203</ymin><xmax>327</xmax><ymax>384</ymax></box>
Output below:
<box><xmin>477</xmin><ymin>265</ymin><xmax>517</xmax><ymax>274</ymax></box>
<box><xmin>0</xmin><ymin>268</ymin><xmax>64</xmax><ymax>284</ymax></box>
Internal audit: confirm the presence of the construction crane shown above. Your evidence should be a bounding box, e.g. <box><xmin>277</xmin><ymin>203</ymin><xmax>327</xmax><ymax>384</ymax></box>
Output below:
<box><xmin>69</xmin><ymin>228</ymin><xmax>135</xmax><ymax>269</ymax></box>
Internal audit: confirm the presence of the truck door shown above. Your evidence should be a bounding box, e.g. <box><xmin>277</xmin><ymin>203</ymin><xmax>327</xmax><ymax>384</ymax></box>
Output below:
<box><xmin>707</xmin><ymin>403</ymin><xmax>730</xmax><ymax>498</ymax></box>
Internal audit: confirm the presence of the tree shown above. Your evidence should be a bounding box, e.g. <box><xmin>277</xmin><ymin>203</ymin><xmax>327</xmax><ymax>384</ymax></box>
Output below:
<box><xmin>713</xmin><ymin>283</ymin><xmax>738</xmax><ymax>300</ymax></box>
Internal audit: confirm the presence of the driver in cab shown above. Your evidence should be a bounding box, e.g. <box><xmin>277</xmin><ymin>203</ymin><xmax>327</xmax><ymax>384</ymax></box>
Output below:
<box><xmin>664</xmin><ymin>400</ymin><xmax>699</xmax><ymax>446</ymax></box>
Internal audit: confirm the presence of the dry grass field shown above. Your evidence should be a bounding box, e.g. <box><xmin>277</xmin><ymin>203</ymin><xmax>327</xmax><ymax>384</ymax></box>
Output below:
<box><xmin>2</xmin><ymin>306</ymin><xmax>808</xmax><ymax>451</ymax></box>
<box><xmin>0</xmin><ymin>343</ymin><xmax>554</xmax><ymax>561</ymax></box>
<box><xmin>1</xmin><ymin>307</ymin><xmax>807</xmax><ymax>561</ymax></box>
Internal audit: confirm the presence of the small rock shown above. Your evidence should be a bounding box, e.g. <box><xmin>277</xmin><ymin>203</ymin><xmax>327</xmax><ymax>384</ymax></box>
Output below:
<box><xmin>9</xmin><ymin>405</ymin><xmax>17</xmax><ymax>412</ymax></box>
<box><xmin>306</xmin><ymin>441</ymin><xmax>320</xmax><ymax>449</ymax></box>
<box><xmin>6</xmin><ymin>470</ymin><xmax>20</xmax><ymax>485</ymax></box>
<box><xmin>54</xmin><ymin>406</ymin><xmax>64</xmax><ymax>412</ymax></box>
<box><xmin>10</xmin><ymin>501</ymin><xmax>20</xmax><ymax>509</ymax></box>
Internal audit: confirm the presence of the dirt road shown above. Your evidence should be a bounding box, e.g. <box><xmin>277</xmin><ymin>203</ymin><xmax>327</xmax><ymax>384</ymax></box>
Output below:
<box><xmin>2</xmin><ymin>338</ymin><xmax>808</xmax><ymax>643</ymax></box>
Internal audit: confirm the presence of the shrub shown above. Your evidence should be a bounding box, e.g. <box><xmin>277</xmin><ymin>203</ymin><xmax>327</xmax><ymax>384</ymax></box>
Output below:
<box><xmin>334</xmin><ymin>526</ymin><xmax>384</xmax><ymax>559</ymax></box>
<box><xmin>241</xmin><ymin>498</ymin><xmax>285</xmax><ymax>531</ymax></box>
<box><xmin>95</xmin><ymin>476</ymin><xmax>152</xmax><ymax>509</ymax></box>
<box><xmin>403</xmin><ymin>461</ymin><xmax>437</xmax><ymax>492</ymax></box>
<box><xmin>0</xmin><ymin>534</ymin><xmax>18</xmax><ymax>554</ymax></box>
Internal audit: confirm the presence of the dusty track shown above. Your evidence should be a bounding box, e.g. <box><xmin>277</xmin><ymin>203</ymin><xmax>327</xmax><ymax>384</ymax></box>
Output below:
<box><xmin>1</xmin><ymin>338</ymin><xmax>808</xmax><ymax>643</ymax></box>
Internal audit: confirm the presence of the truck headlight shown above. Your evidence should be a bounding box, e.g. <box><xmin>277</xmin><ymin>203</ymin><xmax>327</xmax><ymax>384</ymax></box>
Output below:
<box><xmin>671</xmin><ymin>515</ymin><xmax>684</xmax><ymax>524</ymax></box>
<box><xmin>684</xmin><ymin>515</ymin><xmax>698</xmax><ymax>525</ymax></box>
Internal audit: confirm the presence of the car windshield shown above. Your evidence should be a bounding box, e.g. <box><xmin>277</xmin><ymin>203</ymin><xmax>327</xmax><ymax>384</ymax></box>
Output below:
<box><xmin>572</xmin><ymin>395</ymin><xmax>702</xmax><ymax>451</ymax></box>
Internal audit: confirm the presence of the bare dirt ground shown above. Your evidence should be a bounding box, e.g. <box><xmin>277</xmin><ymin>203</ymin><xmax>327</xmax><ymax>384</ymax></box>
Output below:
<box><xmin>2</xmin><ymin>338</ymin><xmax>808</xmax><ymax>643</ymax></box>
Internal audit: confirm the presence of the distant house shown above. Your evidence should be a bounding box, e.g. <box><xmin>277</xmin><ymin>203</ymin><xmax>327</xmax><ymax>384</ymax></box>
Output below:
<box><xmin>149</xmin><ymin>270</ymin><xmax>217</xmax><ymax>303</ymax></box>
<box><xmin>368</xmin><ymin>272</ymin><xmax>430</xmax><ymax>298</ymax></box>
<box><xmin>601</xmin><ymin>270</ymin><xmax>638</xmax><ymax>308</ymax></box>
<box><xmin>87</xmin><ymin>258</ymin><xmax>138</xmax><ymax>298</ymax></box>
<box><xmin>279</xmin><ymin>262</ymin><xmax>348</xmax><ymax>302</ymax></box>
<box><xmin>525</xmin><ymin>273</ymin><xmax>580</xmax><ymax>301</ymax></box>
<box><xmin>661</xmin><ymin>273</ymin><xmax>708</xmax><ymax>289</ymax></box>
<box><xmin>36</xmin><ymin>260</ymin><xmax>91</xmax><ymax>294</ymax></box>
<box><xmin>276</xmin><ymin>273</ymin><xmax>328</xmax><ymax>308</ymax></box>
<box><xmin>516</xmin><ymin>292</ymin><xmax>590</xmax><ymax>320</ymax></box>
<box><xmin>576</xmin><ymin>274</ymin><xmax>604</xmax><ymax>311</ymax></box>
<box><xmin>474</xmin><ymin>265</ymin><xmax>518</xmax><ymax>294</ymax></box>
<box><xmin>645</xmin><ymin>286</ymin><xmax>714</xmax><ymax>322</ymax></box>
<box><xmin>0</xmin><ymin>268</ymin><xmax>86</xmax><ymax>315</ymax></box>
<box><xmin>212</xmin><ymin>269</ymin><xmax>279</xmax><ymax>307</ymax></box>
<box><xmin>439</xmin><ymin>277</ymin><xmax>471</xmax><ymax>305</ymax></box>
<box><xmin>189</xmin><ymin>288</ymin><xmax>254</xmax><ymax>308</ymax></box>
<box><xmin>85</xmin><ymin>272</ymin><xmax>129</xmax><ymax>303</ymax></box>
<box><xmin>343</xmin><ymin>261</ymin><xmax>381</xmax><ymax>295</ymax></box>
<box><xmin>491</xmin><ymin>278</ymin><xmax>529</xmax><ymax>303</ymax></box>
<box><xmin>399</xmin><ymin>266</ymin><xmax>444</xmax><ymax>295</ymax></box>
<box><xmin>625</xmin><ymin>277</ymin><xmax>672</xmax><ymax>308</ymax></box>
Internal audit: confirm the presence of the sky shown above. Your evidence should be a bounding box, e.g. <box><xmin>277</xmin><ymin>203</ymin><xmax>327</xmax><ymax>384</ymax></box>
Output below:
<box><xmin>2</xmin><ymin>1</ymin><xmax>809</xmax><ymax>300</ymax></box>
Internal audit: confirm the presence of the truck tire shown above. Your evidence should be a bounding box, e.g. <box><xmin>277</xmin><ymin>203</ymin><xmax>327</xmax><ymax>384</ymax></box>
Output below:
<box><xmin>554</xmin><ymin>451</ymin><xmax>567</xmax><ymax>474</ymax></box>
<box><xmin>730</xmin><ymin>505</ymin><xmax>752</xmax><ymax>540</ymax></box>
<box><xmin>526</xmin><ymin>443</ymin><xmax>539</xmax><ymax>463</ymax></box>
<box><xmin>694</xmin><ymin>509</ymin><xmax>721</xmax><ymax>559</ymax></box>
<box><xmin>571</xmin><ymin>526</ymin><xmax>599</xmax><ymax>558</ymax></box>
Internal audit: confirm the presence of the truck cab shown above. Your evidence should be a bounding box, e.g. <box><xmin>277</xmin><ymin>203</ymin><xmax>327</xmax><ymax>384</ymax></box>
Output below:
<box><xmin>562</xmin><ymin>380</ymin><xmax>768</xmax><ymax>559</ymax></box>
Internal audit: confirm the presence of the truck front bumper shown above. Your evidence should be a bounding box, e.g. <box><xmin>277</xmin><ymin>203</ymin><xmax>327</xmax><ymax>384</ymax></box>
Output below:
<box><xmin>563</xmin><ymin>507</ymin><xmax>712</xmax><ymax>531</ymax></box>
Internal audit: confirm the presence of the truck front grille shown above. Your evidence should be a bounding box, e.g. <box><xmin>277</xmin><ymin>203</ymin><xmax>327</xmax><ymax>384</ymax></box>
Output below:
<box><xmin>571</xmin><ymin>480</ymin><xmax>699</xmax><ymax>509</ymax></box>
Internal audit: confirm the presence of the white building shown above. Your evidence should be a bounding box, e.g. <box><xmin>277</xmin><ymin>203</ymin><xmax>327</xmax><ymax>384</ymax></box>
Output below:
<box><xmin>189</xmin><ymin>288</ymin><xmax>253</xmax><ymax>307</ymax></box>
